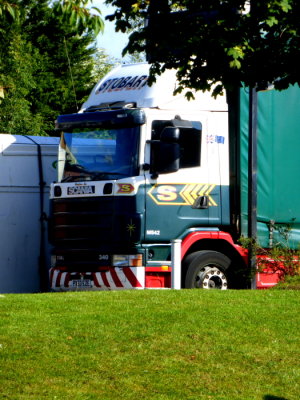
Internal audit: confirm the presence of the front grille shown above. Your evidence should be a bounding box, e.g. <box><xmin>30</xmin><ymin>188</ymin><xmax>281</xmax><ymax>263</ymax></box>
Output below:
<box><xmin>51</xmin><ymin>197</ymin><xmax>113</xmax><ymax>247</ymax></box>
<box><xmin>49</xmin><ymin>196</ymin><xmax>142</xmax><ymax>259</ymax></box>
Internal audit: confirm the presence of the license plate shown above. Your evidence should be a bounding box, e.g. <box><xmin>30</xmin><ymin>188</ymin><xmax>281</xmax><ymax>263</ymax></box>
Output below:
<box><xmin>67</xmin><ymin>185</ymin><xmax>95</xmax><ymax>195</ymax></box>
<box><xmin>71</xmin><ymin>279</ymin><xmax>93</xmax><ymax>288</ymax></box>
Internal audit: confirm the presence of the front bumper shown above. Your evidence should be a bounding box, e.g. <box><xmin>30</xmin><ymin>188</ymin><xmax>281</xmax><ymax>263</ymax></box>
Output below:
<box><xmin>50</xmin><ymin>266</ymin><xmax>146</xmax><ymax>291</ymax></box>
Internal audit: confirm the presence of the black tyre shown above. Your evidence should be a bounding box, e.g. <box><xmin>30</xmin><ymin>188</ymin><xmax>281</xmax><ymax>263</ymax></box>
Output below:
<box><xmin>184</xmin><ymin>250</ymin><xmax>231</xmax><ymax>289</ymax></box>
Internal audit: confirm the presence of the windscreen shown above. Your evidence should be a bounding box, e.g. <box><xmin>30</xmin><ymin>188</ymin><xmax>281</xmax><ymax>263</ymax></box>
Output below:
<box><xmin>58</xmin><ymin>127</ymin><xmax>140</xmax><ymax>182</ymax></box>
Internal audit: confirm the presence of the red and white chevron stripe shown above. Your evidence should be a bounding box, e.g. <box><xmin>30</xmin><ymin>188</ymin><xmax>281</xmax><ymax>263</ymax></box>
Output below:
<box><xmin>50</xmin><ymin>267</ymin><xmax>145</xmax><ymax>291</ymax></box>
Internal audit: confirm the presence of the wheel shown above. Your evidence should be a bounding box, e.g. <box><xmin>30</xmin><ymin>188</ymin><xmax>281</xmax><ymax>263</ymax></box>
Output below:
<box><xmin>184</xmin><ymin>250</ymin><xmax>231</xmax><ymax>290</ymax></box>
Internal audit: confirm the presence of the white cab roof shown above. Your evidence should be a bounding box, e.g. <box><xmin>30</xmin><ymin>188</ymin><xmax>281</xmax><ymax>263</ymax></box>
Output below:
<box><xmin>81</xmin><ymin>63</ymin><xmax>227</xmax><ymax>112</ymax></box>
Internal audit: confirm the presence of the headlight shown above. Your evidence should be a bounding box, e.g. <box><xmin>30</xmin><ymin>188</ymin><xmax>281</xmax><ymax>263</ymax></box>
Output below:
<box><xmin>112</xmin><ymin>254</ymin><xmax>143</xmax><ymax>267</ymax></box>
<box><xmin>51</xmin><ymin>255</ymin><xmax>57</xmax><ymax>267</ymax></box>
<box><xmin>51</xmin><ymin>255</ymin><xmax>64</xmax><ymax>267</ymax></box>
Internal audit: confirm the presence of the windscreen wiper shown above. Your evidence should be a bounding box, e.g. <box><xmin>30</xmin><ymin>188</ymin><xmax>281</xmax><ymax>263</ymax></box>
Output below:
<box><xmin>90</xmin><ymin>171</ymin><xmax>127</xmax><ymax>180</ymax></box>
<box><xmin>61</xmin><ymin>174</ymin><xmax>92</xmax><ymax>182</ymax></box>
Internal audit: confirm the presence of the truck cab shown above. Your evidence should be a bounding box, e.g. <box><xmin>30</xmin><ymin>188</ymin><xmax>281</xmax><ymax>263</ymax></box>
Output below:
<box><xmin>49</xmin><ymin>63</ymin><xmax>242</xmax><ymax>291</ymax></box>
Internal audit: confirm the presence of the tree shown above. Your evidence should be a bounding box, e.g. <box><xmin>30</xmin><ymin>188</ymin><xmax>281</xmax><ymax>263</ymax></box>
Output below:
<box><xmin>0</xmin><ymin>0</ymin><xmax>105</xmax><ymax>135</ymax></box>
<box><xmin>52</xmin><ymin>0</ymin><xmax>104</xmax><ymax>36</ymax></box>
<box><xmin>106</xmin><ymin>0</ymin><xmax>300</xmax><ymax>96</ymax></box>
<box><xmin>91</xmin><ymin>48</ymin><xmax>120</xmax><ymax>84</ymax></box>
<box><xmin>0</xmin><ymin>1</ymin><xmax>20</xmax><ymax>19</ymax></box>
<box><xmin>0</xmin><ymin>0</ymin><xmax>103</xmax><ymax>34</ymax></box>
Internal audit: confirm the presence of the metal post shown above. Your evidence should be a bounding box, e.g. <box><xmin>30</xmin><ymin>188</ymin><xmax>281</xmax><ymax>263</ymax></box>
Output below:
<box><xmin>171</xmin><ymin>239</ymin><xmax>182</xmax><ymax>289</ymax></box>
<box><xmin>248</xmin><ymin>87</ymin><xmax>258</xmax><ymax>289</ymax></box>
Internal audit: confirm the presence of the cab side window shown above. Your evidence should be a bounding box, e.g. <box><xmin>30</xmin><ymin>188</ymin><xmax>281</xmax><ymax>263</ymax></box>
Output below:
<box><xmin>151</xmin><ymin>119</ymin><xmax>201</xmax><ymax>169</ymax></box>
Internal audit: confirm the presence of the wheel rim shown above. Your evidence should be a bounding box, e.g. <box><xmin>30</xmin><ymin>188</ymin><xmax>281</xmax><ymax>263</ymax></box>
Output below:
<box><xmin>196</xmin><ymin>266</ymin><xmax>228</xmax><ymax>290</ymax></box>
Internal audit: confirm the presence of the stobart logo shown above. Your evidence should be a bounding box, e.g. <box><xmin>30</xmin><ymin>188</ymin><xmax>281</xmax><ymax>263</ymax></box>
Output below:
<box><xmin>96</xmin><ymin>75</ymin><xmax>148</xmax><ymax>94</ymax></box>
<box><xmin>148</xmin><ymin>184</ymin><xmax>217</xmax><ymax>206</ymax></box>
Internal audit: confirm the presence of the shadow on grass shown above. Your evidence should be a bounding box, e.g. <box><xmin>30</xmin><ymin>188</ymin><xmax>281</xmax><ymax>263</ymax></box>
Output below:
<box><xmin>264</xmin><ymin>396</ymin><xmax>288</xmax><ymax>400</ymax></box>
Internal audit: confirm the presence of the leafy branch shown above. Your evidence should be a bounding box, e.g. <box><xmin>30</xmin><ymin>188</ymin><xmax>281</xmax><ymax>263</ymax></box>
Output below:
<box><xmin>239</xmin><ymin>220</ymin><xmax>300</xmax><ymax>281</ymax></box>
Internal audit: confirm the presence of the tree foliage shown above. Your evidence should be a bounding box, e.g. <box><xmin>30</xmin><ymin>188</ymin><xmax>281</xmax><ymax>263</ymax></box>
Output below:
<box><xmin>106</xmin><ymin>0</ymin><xmax>300</xmax><ymax>96</ymax></box>
<box><xmin>52</xmin><ymin>0</ymin><xmax>104</xmax><ymax>36</ymax></box>
<box><xmin>0</xmin><ymin>0</ymin><xmax>20</xmax><ymax>19</ymax></box>
<box><xmin>0</xmin><ymin>1</ymin><xmax>108</xmax><ymax>135</ymax></box>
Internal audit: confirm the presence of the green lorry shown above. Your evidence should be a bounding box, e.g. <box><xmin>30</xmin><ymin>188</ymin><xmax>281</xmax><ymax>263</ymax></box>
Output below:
<box><xmin>48</xmin><ymin>63</ymin><xmax>300</xmax><ymax>291</ymax></box>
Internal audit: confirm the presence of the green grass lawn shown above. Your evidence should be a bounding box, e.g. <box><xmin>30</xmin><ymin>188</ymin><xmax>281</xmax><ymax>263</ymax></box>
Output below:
<box><xmin>0</xmin><ymin>290</ymin><xmax>299</xmax><ymax>400</ymax></box>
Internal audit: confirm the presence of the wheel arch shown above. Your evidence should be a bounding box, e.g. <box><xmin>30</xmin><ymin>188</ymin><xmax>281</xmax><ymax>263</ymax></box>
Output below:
<box><xmin>181</xmin><ymin>232</ymin><xmax>249</xmax><ymax>288</ymax></box>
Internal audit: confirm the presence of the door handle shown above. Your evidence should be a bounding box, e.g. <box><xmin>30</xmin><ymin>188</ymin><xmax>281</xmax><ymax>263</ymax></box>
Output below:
<box><xmin>192</xmin><ymin>195</ymin><xmax>209</xmax><ymax>209</ymax></box>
